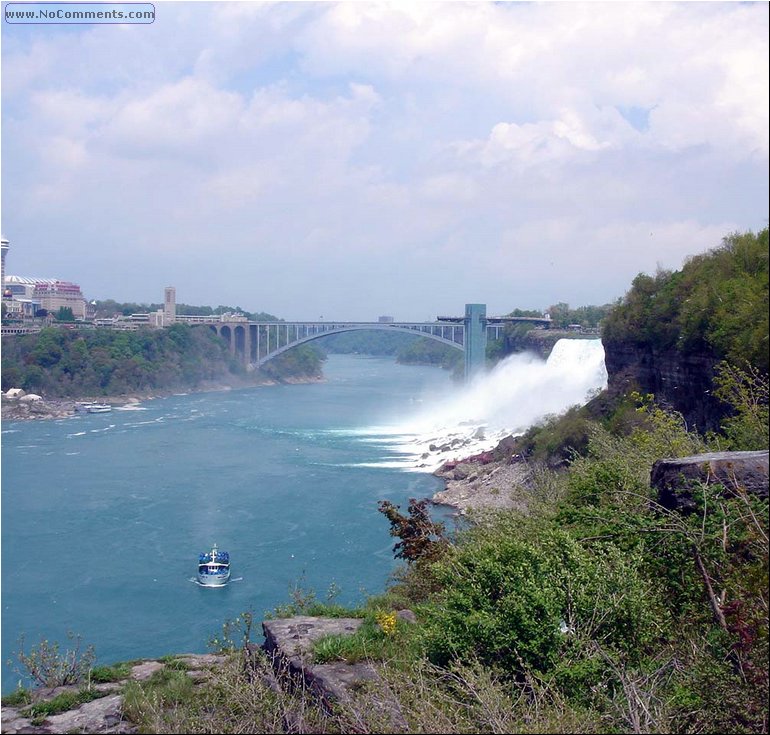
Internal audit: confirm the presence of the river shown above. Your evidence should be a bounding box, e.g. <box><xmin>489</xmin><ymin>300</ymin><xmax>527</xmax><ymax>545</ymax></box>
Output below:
<box><xmin>1</xmin><ymin>344</ymin><xmax>606</xmax><ymax>691</ymax></box>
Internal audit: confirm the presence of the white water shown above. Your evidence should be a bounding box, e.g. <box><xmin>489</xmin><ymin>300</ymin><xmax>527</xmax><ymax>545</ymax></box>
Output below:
<box><xmin>352</xmin><ymin>339</ymin><xmax>607</xmax><ymax>472</ymax></box>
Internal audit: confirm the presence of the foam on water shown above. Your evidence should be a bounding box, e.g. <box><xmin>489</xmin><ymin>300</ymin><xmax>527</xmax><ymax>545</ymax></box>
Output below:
<box><xmin>353</xmin><ymin>339</ymin><xmax>607</xmax><ymax>472</ymax></box>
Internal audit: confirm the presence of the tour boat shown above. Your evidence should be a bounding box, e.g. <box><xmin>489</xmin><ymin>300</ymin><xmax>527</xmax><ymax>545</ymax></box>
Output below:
<box><xmin>87</xmin><ymin>403</ymin><xmax>112</xmax><ymax>413</ymax></box>
<box><xmin>75</xmin><ymin>401</ymin><xmax>99</xmax><ymax>412</ymax></box>
<box><xmin>197</xmin><ymin>545</ymin><xmax>230</xmax><ymax>587</ymax></box>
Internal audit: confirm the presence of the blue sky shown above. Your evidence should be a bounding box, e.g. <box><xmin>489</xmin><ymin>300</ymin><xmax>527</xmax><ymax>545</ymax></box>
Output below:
<box><xmin>1</xmin><ymin>1</ymin><xmax>768</xmax><ymax>320</ymax></box>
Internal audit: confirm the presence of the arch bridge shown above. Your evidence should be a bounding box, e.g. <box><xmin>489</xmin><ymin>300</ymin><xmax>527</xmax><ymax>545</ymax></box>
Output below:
<box><xmin>207</xmin><ymin>304</ymin><xmax>550</xmax><ymax>380</ymax></box>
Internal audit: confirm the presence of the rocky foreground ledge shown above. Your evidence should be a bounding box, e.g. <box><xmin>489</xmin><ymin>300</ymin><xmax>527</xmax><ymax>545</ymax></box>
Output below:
<box><xmin>1</xmin><ymin>614</ymin><xmax>416</xmax><ymax>734</ymax></box>
<box><xmin>1</xmin><ymin>654</ymin><xmax>227</xmax><ymax>734</ymax></box>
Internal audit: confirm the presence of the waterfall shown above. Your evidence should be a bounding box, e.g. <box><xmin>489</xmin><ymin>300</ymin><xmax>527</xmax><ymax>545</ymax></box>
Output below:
<box><xmin>354</xmin><ymin>339</ymin><xmax>607</xmax><ymax>471</ymax></box>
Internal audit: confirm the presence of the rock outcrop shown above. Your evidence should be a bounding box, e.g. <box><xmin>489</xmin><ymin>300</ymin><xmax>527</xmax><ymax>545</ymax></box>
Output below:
<box><xmin>602</xmin><ymin>341</ymin><xmax>724</xmax><ymax>432</ymax></box>
<box><xmin>0</xmin><ymin>654</ymin><xmax>228</xmax><ymax>734</ymax></box>
<box><xmin>261</xmin><ymin>616</ymin><xmax>378</xmax><ymax>707</ymax></box>
<box><xmin>651</xmin><ymin>450</ymin><xmax>769</xmax><ymax>513</ymax></box>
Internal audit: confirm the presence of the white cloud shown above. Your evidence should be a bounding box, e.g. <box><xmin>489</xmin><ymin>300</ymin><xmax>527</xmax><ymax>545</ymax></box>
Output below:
<box><xmin>1</xmin><ymin>2</ymin><xmax>767</xmax><ymax>318</ymax></box>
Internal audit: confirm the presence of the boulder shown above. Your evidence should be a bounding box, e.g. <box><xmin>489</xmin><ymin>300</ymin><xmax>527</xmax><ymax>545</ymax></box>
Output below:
<box><xmin>651</xmin><ymin>450</ymin><xmax>769</xmax><ymax>512</ymax></box>
<box><xmin>19</xmin><ymin>394</ymin><xmax>43</xmax><ymax>402</ymax></box>
<box><xmin>261</xmin><ymin>616</ymin><xmax>377</xmax><ymax>707</ymax></box>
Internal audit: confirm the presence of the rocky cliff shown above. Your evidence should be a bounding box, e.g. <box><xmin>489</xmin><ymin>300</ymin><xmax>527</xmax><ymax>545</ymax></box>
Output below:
<box><xmin>602</xmin><ymin>339</ymin><xmax>725</xmax><ymax>433</ymax></box>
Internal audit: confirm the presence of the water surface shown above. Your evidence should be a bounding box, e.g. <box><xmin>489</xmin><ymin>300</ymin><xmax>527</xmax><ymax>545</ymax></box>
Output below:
<box><xmin>1</xmin><ymin>355</ymin><xmax>448</xmax><ymax>690</ymax></box>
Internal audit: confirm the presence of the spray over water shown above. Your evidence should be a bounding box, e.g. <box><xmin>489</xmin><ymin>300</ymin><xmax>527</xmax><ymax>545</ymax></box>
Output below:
<box><xmin>352</xmin><ymin>339</ymin><xmax>607</xmax><ymax>471</ymax></box>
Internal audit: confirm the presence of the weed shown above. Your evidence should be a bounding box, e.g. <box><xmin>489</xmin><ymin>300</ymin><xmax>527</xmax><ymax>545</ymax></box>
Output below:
<box><xmin>10</xmin><ymin>632</ymin><xmax>96</xmax><ymax>688</ymax></box>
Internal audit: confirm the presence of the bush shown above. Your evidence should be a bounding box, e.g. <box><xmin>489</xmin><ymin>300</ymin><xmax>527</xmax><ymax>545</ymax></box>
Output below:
<box><xmin>11</xmin><ymin>633</ymin><xmax>96</xmax><ymax>688</ymax></box>
<box><xmin>422</xmin><ymin>525</ymin><xmax>657</xmax><ymax>675</ymax></box>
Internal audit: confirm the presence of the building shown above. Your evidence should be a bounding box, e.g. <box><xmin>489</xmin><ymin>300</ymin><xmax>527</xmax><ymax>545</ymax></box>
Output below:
<box><xmin>32</xmin><ymin>280</ymin><xmax>87</xmax><ymax>319</ymax></box>
<box><xmin>4</xmin><ymin>277</ymin><xmax>87</xmax><ymax>319</ymax></box>
<box><xmin>164</xmin><ymin>286</ymin><xmax>176</xmax><ymax>325</ymax></box>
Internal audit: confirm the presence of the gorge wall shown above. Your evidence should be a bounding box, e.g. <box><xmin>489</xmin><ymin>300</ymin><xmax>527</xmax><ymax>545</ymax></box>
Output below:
<box><xmin>602</xmin><ymin>339</ymin><xmax>725</xmax><ymax>433</ymax></box>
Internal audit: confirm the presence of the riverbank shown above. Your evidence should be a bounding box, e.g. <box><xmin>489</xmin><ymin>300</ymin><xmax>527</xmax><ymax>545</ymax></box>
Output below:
<box><xmin>0</xmin><ymin>374</ymin><xmax>325</xmax><ymax>422</ymax></box>
<box><xmin>429</xmin><ymin>436</ymin><xmax>533</xmax><ymax>514</ymax></box>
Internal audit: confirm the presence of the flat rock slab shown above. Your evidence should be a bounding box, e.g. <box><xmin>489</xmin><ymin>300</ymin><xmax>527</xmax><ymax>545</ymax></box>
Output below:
<box><xmin>262</xmin><ymin>616</ymin><xmax>364</xmax><ymax>665</ymax></box>
<box><xmin>262</xmin><ymin>616</ymin><xmax>380</xmax><ymax>709</ymax></box>
<box><xmin>0</xmin><ymin>694</ymin><xmax>135</xmax><ymax>735</ymax></box>
<box><xmin>651</xmin><ymin>450</ymin><xmax>769</xmax><ymax>512</ymax></box>
<box><xmin>128</xmin><ymin>661</ymin><xmax>164</xmax><ymax>681</ymax></box>
<box><xmin>44</xmin><ymin>694</ymin><xmax>133</xmax><ymax>734</ymax></box>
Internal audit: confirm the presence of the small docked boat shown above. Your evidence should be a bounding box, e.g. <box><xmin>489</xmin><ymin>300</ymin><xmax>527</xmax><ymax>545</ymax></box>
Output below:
<box><xmin>87</xmin><ymin>403</ymin><xmax>112</xmax><ymax>413</ymax></box>
<box><xmin>197</xmin><ymin>545</ymin><xmax>230</xmax><ymax>587</ymax></box>
<box><xmin>75</xmin><ymin>401</ymin><xmax>99</xmax><ymax>412</ymax></box>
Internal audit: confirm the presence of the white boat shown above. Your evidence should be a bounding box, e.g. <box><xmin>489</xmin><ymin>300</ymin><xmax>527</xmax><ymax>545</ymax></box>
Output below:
<box><xmin>197</xmin><ymin>545</ymin><xmax>230</xmax><ymax>587</ymax></box>
<box><xmin>87</xmin><ymin>403</ymin><xmax>112</xmax><ymax>413</ymax></box>
<box><xmin>75</xmin><ymin>401</ymin><xmax>99</xmax><ymax>412</ymax></box>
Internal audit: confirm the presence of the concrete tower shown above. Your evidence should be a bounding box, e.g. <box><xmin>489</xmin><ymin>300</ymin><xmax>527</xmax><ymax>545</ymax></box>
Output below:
<box><xmin>164</xmin><ymin>286</ymin><xmax>176</xmax><ymax>324</ymax></box>
<box><xmin>464</xmin><ymin>303</ymin><xmax>487</xmax><ymax>381</ymax></box>
<box><xmin>1</xmin><ymin>237</ymin><xmax>9</xmax><ymax>294</ymax></box>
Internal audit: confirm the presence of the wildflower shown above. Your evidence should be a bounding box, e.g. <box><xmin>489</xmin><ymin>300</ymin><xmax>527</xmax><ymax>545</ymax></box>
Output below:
<box><xmin>375</xmin><ymin>611</ymin><xmax>397</xmax><ymax>636</ymax></box>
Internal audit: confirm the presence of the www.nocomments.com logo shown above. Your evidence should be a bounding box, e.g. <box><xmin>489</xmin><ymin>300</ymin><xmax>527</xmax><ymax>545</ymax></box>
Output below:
<box><xmin>4</xmin><ymin>3</ymin><xmax>155</xmax><ymax>24</ymax></box>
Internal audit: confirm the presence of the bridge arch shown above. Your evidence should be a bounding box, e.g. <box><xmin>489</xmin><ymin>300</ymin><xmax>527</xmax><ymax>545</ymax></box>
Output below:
<box><xmin>251</xmin><ymin>324</ymin><xmax>463</xmax><ymax>368</ymax></box>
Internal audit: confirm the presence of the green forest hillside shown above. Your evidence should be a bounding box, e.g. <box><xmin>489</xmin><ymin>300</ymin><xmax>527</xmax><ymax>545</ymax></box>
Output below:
<box><xmin>604</xmin><ymin>228</ymin><xmax>768</xmax><ymax>372</ymax></box>
<box><xmin>1</xmin><ymin>324</ymin><xmax>324</xmax><ymax>397</ymax></box>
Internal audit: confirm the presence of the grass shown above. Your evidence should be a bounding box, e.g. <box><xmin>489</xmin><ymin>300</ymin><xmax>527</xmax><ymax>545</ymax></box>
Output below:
<box><xmin>1</xmin><ymin>687</ymin><xmax>32</xmax><ymax>707</ymax></box>
<box><xmin>89</xmin><ymin>662</ymin><xmax>133</xmax><ymax>683</ymax></box>
<box><xmin>121</xmin><ymin>668</ymin><xmax>197</xmax><ymax>731</ymax></box>
<box><xmin>311</xmin><ymin>612</ymin><xmax>423</xmax><ymax>667</ymax></box>
<box><xmin>21</xmin><ymin>689</ymin><xmax>108</xmax><ymax>724</ymax></box>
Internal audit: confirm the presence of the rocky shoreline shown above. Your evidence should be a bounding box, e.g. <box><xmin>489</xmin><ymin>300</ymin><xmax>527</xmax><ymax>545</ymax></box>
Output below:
<box><xmin>430</xmin><ymin>438</ymin><xmax>532</xmax><ymax>514</ymax></box>
<box><xmin>1</xmin><ymin>375</ymin><xmax>324</xmax><ymax>423</ymax></box>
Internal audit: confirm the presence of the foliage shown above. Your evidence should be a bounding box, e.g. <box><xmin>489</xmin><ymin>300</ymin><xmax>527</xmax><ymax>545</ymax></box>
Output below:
<box><xmin>319</xmin><ymin>329</ymin><xmax>418</xmax><ymax>356</ymax></box>
<box><xmin>10</xmin><ymin>632</ymin><xmax>96</xmax><ymax>688</ymax></box>
<box><xmin>712</xmin><ymin>362</ymin><xmax>769</xmax><ymax>450</ymax></box>
<box><xmin>378</xmin><ymin>498</ymin><xmax>448</xmax><ymax>563</ymax></box>
<box><xmin>208</xmin><ymin>610</ymin><xmax>256</xmax><ymax>653</ymax></box>
<box><xmin>421</xmin><ymin>523</ymin><xmax>657</xmax><ymax>675</ymax></box>
<box><xmin>89</xmin><ymin>661</ymin><xmax>133</xmax><ymax>683</ymax></box>
<box><xmin>545</xmin><ymin>302</ymin><xmax>613</xmax><ymax>329</ymax></box>
<box><xmin>122</xmin><ymin>668</ymin><xmax>197</xmax><ymax>730</ymax></box>
<box><xmin>1</xmin><ymin>324</ymin><xmax>323</xmax><ymax>397</ymax></box>
<box><xmin>1</xmin><ymin>687</ymin><xmax>31</xmax><ymax>707</ymax></box>
<box><xmin>92</xmin><ymin>299</ymin><xmax>279</xmax><ymax>322</ymax></box>
<box><xmin>267</xmin><ymin>581</ymin><xmax>362</xmax><ymax>620</ymax></box>
<box><xmin>397</xmin><ymin>337</ymin><xmax>463</xmax><ymax>371</ymax></box>
<box><xmin>311</xmin><ymin>612</ymin><xmax>421</xmax><ymax>666</ymax></box>
<box><xmin>603</xmin><ymin>227</ymin><xmax>769</xmax><ymax>372</ymax></box>
<box><xmin>258</xmin><ymin>343</ymin><xmax>325</xmax><ymax>381</ymax></box>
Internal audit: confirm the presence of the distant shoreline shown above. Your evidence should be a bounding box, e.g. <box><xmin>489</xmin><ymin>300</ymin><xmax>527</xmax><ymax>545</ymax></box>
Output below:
<box><xmin>1</xmin><ymin>374</ymin><xmax>325</xmax><ymax>422</ymax></box>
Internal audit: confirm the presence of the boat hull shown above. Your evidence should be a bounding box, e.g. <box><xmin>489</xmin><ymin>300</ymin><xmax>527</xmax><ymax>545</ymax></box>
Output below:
<box><xmin>197</xmin><ymin>571</ymin><xmax>230</xmax><ymax>586</ymax></box>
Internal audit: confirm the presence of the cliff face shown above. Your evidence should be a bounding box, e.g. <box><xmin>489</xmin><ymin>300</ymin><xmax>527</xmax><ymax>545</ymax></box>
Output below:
<box><xmin>602</xmin><ymin>339</ymin><xmax>725</xmax><ymax>433</ymax></box>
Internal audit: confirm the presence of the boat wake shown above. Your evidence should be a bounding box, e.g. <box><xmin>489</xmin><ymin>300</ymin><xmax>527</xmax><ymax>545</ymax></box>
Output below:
<box><xmin>352</xmin><ymin>339</ymin><xmax>608</xmax><ymax>473</ymax></box>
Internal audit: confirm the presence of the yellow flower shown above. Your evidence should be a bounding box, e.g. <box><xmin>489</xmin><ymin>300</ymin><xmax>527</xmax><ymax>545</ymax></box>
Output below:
<box><xmin>376</xmin><ymin>611</ymin><xmax>397</xmax><ymax>636</ymax></box>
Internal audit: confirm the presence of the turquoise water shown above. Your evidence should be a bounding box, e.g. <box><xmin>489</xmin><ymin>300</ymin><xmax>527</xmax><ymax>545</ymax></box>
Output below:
<box><xmin>0</xmin><ymin>355</ymin><xmax>450</xmax><ymax>691</ymax></box>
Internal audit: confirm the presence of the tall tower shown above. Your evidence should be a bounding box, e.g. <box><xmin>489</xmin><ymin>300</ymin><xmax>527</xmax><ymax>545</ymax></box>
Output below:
<box><xmin>1</xmin><ymin>237</ymin><xmax>9</xmax><ymax>294</ymax></box>
<box><xmin>464</xmin><ymin>303</ymin><xmax>487</xmax><ymax>381</ymax></box>
<box><xmin>164</xmin><ymin>286</ymin><xmax>176</xmax><ymax>324</ymax></box>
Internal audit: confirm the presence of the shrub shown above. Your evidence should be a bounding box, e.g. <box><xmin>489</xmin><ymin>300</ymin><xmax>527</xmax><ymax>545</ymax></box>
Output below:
<box><xmin>422</xmin><ymin>527</ymin><xmax>657</xmax><ymax>675</ymax></box>
<box><xmin>11</xmin><ymin>633</ymin><xmax>96</xmax><ymax>688</ymax></box>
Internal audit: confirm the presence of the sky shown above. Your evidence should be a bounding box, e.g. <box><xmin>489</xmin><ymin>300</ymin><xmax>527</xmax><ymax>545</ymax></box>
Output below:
<box><xmin>1</xmin><ymin>0</ymin><xmax>768</xmax><ymax>321</ymax></box>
